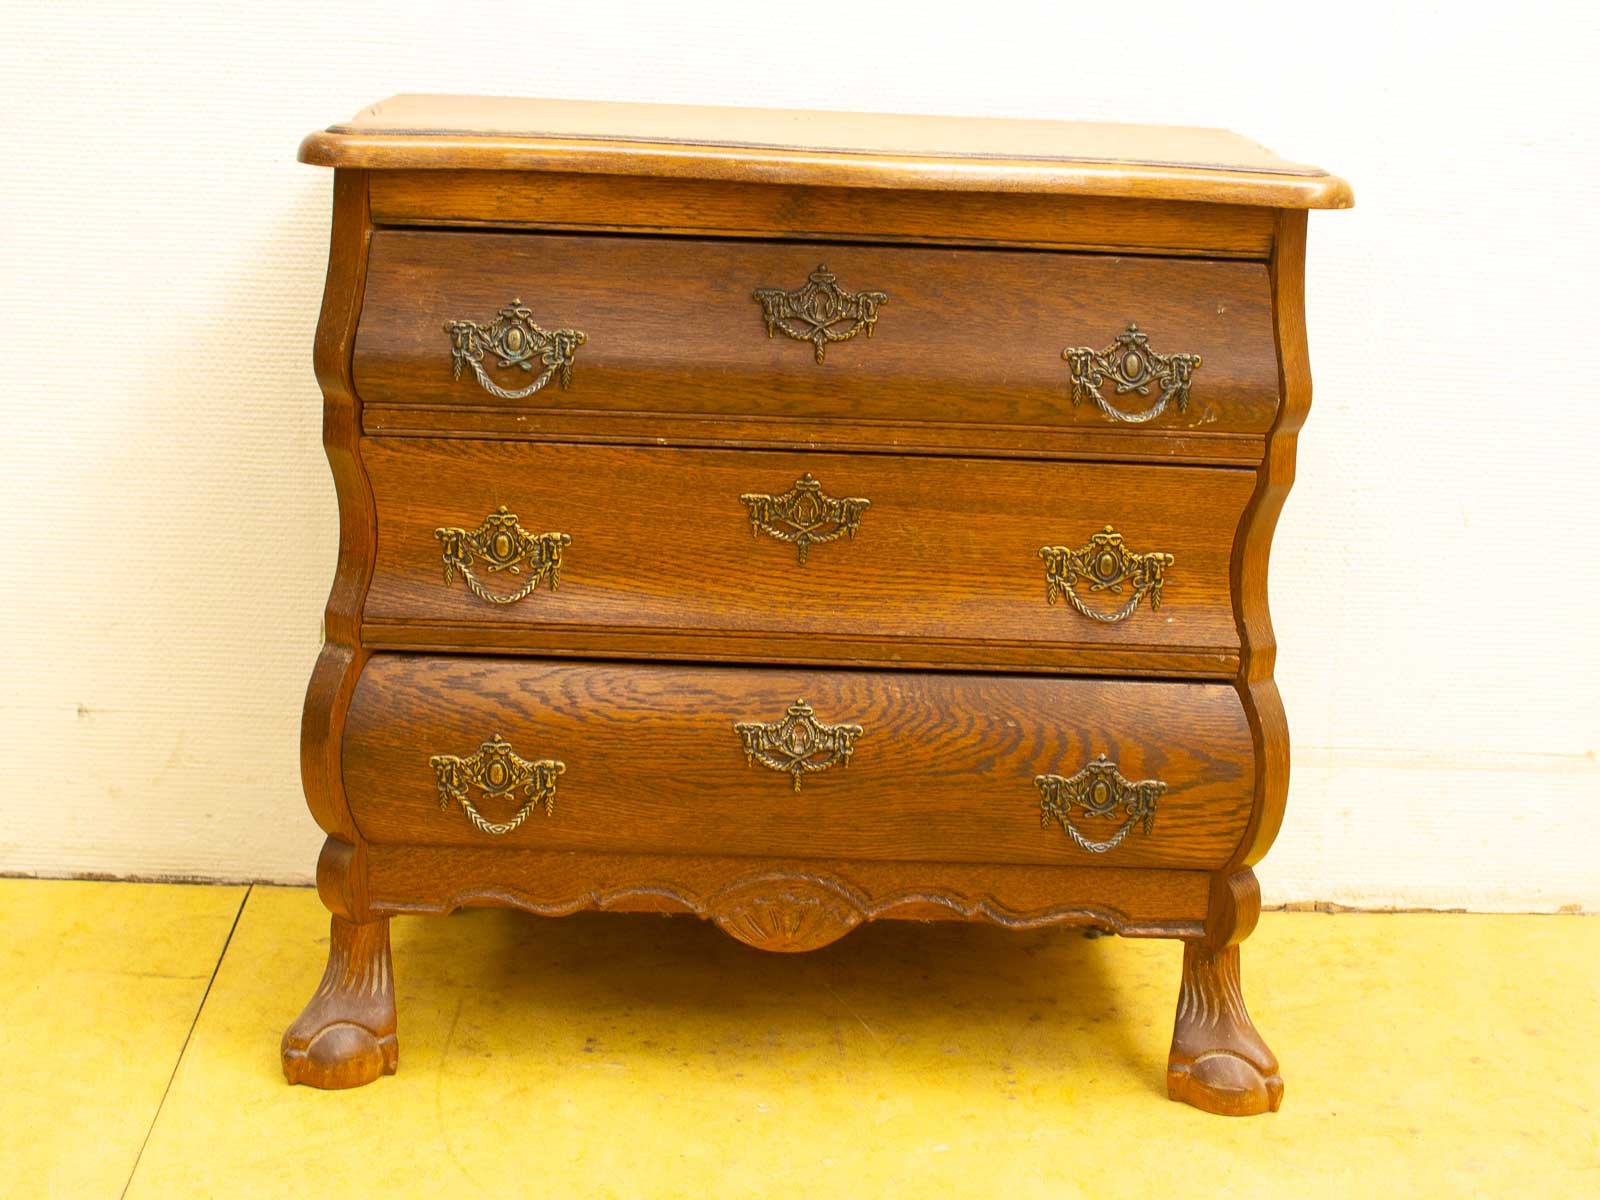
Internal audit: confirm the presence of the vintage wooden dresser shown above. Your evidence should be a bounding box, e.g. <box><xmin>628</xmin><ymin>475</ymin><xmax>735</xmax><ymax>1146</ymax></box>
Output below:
<box><xmin>286</xmin><ymin>95</ymin><xmax>1350</xmax><ymax>1114</ymax></box>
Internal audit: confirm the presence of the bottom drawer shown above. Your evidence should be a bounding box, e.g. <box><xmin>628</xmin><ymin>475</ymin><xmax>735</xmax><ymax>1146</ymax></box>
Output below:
<box><xmin>343</xmin><ymin>656</ymin><xmax>1256</xmax><ymax>870</ymax></box>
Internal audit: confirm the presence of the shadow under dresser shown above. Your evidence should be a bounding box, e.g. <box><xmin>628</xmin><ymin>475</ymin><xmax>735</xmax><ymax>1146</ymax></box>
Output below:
<box><xmin>283</xmin><ymin>94</ymin><xmax>1351</xmax><ymax>1115</ymax></box>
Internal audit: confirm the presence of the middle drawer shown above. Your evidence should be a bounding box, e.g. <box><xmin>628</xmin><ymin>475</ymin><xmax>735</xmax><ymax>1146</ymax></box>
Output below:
<box><xmin>362</xmin><ymin>439</ymin><xmax>1253</xmax><ymax>672</ymax></box>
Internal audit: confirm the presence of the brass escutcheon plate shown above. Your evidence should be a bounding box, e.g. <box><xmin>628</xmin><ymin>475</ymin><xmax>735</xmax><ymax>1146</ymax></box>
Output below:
<box><xmin>1039</xmin><ymin>525</ymin><xmax>1173</xmax><ymax>622</ymax></box>
<box><xmin>429</xmin><ymin>734</ymin><xmax>566</xmax><ymax>837</ymax></box>
<box><xmin>1062</xmin><ymin>323</ymin><xmax>1201</xmax><ymax>423</ymax></box>
<box><xmin>734</xmin><ymin>699</ymin><xmax>864</xmax><ymax>792</ymax></box>
<box><xmin>1035</xmin><ymin>756</ymin><xmax>1166</xmax><ymax>854</ymax></box>
<box><xmin>739</xmin><ymin>474</ymin><xmax>869</xmax><ymax>565</ymax></box>
<box><xmin>435</xmin><ymin>506</ymin><xmax>571</xmax><ymax>605</ymax></box>
<box><xmin>753</xmin><ymin>265</ymin><xmax>888</xmax><ymax>364</ymax></box>
<box><xmin>445</xmin><ymin>298</ymin><xmax>586</xmax><ymax>399</ymax></box>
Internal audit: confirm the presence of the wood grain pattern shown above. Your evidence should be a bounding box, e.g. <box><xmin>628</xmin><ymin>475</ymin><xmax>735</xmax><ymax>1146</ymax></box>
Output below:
<box><xmin>342</xmin><ymin>656</ymin><xmax>1256</xmax><ymax>870</ymax></box>
<box><xmin>365</xmin><ymin>844</ymin><xmax>1213</xmax><ymax>938</ymax></box>
<box><xmin>1227</xmin><ymin>210</ymin><xmax>1313</xmax><ymax>873</ymax></box>
<box><xmin>361</xmin><ymin>440</ymin><xmax>1253</xmax><ymax>664</ymax></box>
<box><xmin>280</xmin><ymin>914</ymin><xmax>398</xmax><ymax>1089</ymax></box>
<box><xmin>301</xmin><ymin>94</ymin><xmax>1352</xmax><ymax>209</ymax></box>
<box><xmin>322</xmin><ymin>94</ymin><xmax>1329</xmax><ymax>172</ymax></box>
<box><xmin>369</xmin><ymin>170</ymin><xmax>1277</xmax><ymax>258</ymax></box>
<box><xmin>352</xmin><ymin>231</ymin><xmax>1281</xmax><ymax>439</ymax></box>
<box><xmin>1168</xmin><ymin>938</ymin><xmax>1282</xmax><ymax>1115</ymax></box>
<box><xmin>289</xmin><ymin>100</ymin><xmax>1349</xmax><ymax>1105</ymax></box>
<box><xmin>1166</xmin><ymin>869</ymin><xmax>1281</xmax><ymax>1115</ymax></box>
<box><xmin>1159</xmin><ymin>214</ymin><xmax>1315</xmax><ymax>1112</ymax></box>
<box><xmin>361</xmin><ymin>404</ymin><xmax>1266</xmax><ymax>466</ymax></box>
<box><xmin>358</xmin><ymin>623</ymin><xmax>1239</xmax><ymax>678</ymax></box>
<box><xmin>300</xmin><ymin>169</ymin><xmax>373</xmax><ymax>851</ymax></box>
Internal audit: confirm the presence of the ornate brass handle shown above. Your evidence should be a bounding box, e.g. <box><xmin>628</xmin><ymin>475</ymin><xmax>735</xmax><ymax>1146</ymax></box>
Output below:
<box><xmin>1062</xmin><ymin>323</ymin><xmax>1201</xmax><ymax>423</ymax></box>
<box><xmin>740</xmin><ymin>474</ymin><xmax>869</xmax><ymax>565</ymax></box>
<box><xmin>1039</xmin><ymin>526</ymin><xmax>1172</xmax><ymax>623</ymax></box>
<box><xmin>435</xmin><ymin>506</ymin><xmax>570</xmax><ymax>605</ymax></box>
<box><xmin>1035</xmin><ymin>756</ymin><xmax>1166</xmax><ymax>854</ymax></box>
<box><xmin>753</xmin><ymin>265</ymin><xmax>888</xmax><ymax>364</ymax></box>
<box><xmin>445</xmin><ymin>298</ymin><xmax>586</xmax><ymax>399</ymax></box>
<box><xmin>735</xmin><ymin>699</ymin><xmax>864</xmax><ymax>792</ymax></box>
<box><xmin>430</xmin><ymin>734</ymin><xmax>566</xmax><ymax>836</ymax></box>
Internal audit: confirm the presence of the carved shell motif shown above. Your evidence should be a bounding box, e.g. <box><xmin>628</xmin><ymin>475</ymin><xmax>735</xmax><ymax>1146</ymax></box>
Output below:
<box><xmin>710</xmin><ymin>876</ymin><xmax>865</xmax><ymax>952</ymax></box>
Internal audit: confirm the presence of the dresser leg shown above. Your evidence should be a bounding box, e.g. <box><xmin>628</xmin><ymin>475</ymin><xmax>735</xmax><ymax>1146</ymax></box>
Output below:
<box><xmin>281</xmin><ymin>914</ymin><xmax>398</xmax><ymax>1089</ymax></box>
<box><xmin>1166</xmin><ymin>868</ymin><xmax>1281</xmax><ymax>1115</ymax></box>
<box><xmin>1167</xmin><ymin>939</ymin><xmax>1282</xmax><ymax>1115</ymax></box>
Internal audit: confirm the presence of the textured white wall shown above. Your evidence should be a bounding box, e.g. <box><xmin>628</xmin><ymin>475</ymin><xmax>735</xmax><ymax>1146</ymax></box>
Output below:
<box><xmin>1</xmin><ymin>2</ymin><xmax>1595</xmax><ymax>910</ymax></box>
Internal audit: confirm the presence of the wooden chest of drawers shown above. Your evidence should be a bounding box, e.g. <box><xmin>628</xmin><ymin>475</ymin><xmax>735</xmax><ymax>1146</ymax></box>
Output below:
<box><xmin>284</xmin><ymin>95</ymin><xmax>1350</xmax><ymax>1115</ymax></box>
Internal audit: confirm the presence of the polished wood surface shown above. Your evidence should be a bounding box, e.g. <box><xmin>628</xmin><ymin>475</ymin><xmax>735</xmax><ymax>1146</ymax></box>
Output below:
<box><xmin>1228</xmin><ymin>211</ymin><xmax>1313</xmax><ymax>876</ymax></box>
<box><xmin>368</xmin><ymin>170</ymin><xmax>1278</xmax><ymax>258</ymax></box>
<box><xmin>361</xmin><ymin>404</ymin><xmax>1267</xmax><ymax>468</ymax></box>
<box><xmin>365</xmin><ymin>844</ymin><xmax>1213</xmax><ymax>938</ymax></box>
<box><xmin>343</xmin><ymin>656</ymin><xmax>1255</xmax><ymax>870</ymax></box>
<box><xmin>1167</xmin><ymin>869</ymin><xmax>1281</xmax><ymax>1114</ymax></box>
<box><xmin>354</xmin><ymin>231</ymin><xmax>1280</xmax><ymax>441</ymax></box>
<box><xmin>362</xmin><ymin>439</ymin><xmax>1253</xmax><ymax>665</ymax></box>
<box><xmin>359</xmin><ymin>623</ymin><xmax>1239</xmax><ymax>678</ymax></box>
<box><xmin>299</xmin><ymin>169</ymin><xmax>372</xmax><ymax>852</ymax></box>
<box><xmin>301</xmin><ymin>94</ymin><xmax>1352</xmax><ymax>209</ymax></box>
<box><xmin>280</xmin><ymin>914</ymin><xmax>396</xmax><ymax>1089</ymax></box>
<box><xmin>288</xmin><ymin>101</ymin><xmax>1347</xmax><ymax>1111</ymax></box>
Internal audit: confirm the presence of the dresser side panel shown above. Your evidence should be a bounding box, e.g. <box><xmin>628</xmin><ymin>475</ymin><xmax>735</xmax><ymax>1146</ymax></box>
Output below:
<box><xmin>1228</xmin><ymin>210</ymin><xmax>1312</xmax><ymax>871</ymax></box>
<box><xmin>301</xmin><ymin>168</ymin><xmax>377</xmax><ymax>857</ymax></box>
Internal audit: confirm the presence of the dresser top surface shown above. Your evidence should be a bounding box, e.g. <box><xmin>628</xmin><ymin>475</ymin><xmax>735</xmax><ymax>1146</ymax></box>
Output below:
<box><xmin>300</xmin><ymin>94</ymin><xmax>1351</xmax><ymax>209</ymax></box>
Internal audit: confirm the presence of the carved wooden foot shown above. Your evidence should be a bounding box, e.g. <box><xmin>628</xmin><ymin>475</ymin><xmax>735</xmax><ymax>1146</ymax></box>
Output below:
<box><xmin>282</xmin><ymin>915</ymin><xmax>397</xmax><ymax>1089</ymax></box>
<box><xmin>1167</xmin><ymin>941</ymin><xmax>1282</xmax><ymax>1115</ymax></box>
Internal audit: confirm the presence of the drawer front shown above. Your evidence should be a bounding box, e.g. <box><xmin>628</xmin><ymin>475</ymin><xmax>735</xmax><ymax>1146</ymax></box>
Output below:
<box><xmin>344</xmin><ymin>656</ymin><xmax>1256</xmax><ymax>869</ymax></box>
<box><xmin>353</xmin><ymin>231</ymin><xmax>1279</xmax><ymax>436</ymax></box>
<box><xmin>362</xmin><ymin>439</ymin><xmax>1251</xmax><ymax>665</ymax></box>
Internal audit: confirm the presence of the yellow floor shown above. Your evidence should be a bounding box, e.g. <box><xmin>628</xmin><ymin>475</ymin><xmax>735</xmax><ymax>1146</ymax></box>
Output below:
<box><xmin>2</xmin><ymin>881</ymin><xmax>1596</xmax><ymax>1198</ymax></box>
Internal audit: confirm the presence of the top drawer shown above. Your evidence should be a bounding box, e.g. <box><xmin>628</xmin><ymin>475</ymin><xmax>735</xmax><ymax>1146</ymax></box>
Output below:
<box><xmin>352</xmin><ymin>232</ymin><xmax>1280</xmax><ymax>441</ymax></box>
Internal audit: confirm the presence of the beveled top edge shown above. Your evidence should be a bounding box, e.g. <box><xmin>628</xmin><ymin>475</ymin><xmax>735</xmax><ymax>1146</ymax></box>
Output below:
<box><xmin>299</xmin><ymin>94</ymin><xmax>1353</xmax><ymax>210</ymax></box>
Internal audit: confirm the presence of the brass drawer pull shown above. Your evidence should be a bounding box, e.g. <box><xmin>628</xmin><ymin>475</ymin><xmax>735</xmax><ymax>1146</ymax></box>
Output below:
<box><xmin>1035</xmin><ymin>756</ymin><xmax>1165</xmax><ymax>855</ymax></box>
<box><xmin>735</xmin><ymin>699</ymin><xmax>864</xmax><ymax>792</ymax></box>
<box><xmin>753</xmin><ymin>265</ymin><xmax>888</xmax><ymax>364</ymax></box>
<box><xmin>1062</xmin><ymin>323</ymin><xmax>1201</xmax><ymax>423</ymax></box>
<box><xmin>740</xmin><ymin>474</ymin><xmax>869</xmax><ymax>564</ymax></box>
<box><xmin>1039</xmin><ymin>525</ymin><xmax>1172</xmax><ymax>623</ymax></box>
<box><xmin>445</xmin><ymin>298</ymin><xmax>586</xmax><ymax>399</ymax></box>
<box><xmin>435</xmin><ymin>506</ymin><xmax>570</xmax><ymax>605</ymax></box>
<box><xmin>430</xmin><ymin>734</ymin><xmax>566</xmax><ymax>837</ymax></box>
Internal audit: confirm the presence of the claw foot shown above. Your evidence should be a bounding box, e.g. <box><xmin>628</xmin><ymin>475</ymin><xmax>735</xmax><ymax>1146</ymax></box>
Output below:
<box><xmin>281</xmin><ymin>915</ymin><xmax>397</xmax><ymax>1089</ymax></box>
<box><xmin>1167</xmin><ymin>942</ymin><xmax>1281</xmax><ymax>1116</ymax></box>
